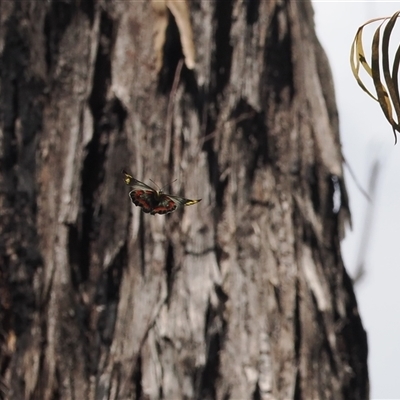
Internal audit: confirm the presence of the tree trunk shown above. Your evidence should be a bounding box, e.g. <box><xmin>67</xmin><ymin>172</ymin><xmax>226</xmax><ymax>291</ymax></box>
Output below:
<box><xmin>0</xmin><ymin>1</ymin><xmax>368</xmax><ymax>399</ymax></box>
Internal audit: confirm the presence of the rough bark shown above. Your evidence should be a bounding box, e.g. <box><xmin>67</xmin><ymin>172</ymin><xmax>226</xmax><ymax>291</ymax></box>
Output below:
<box><xmin>0</xmin><ymin>1</ymin><xmax>368</xmax><ymax>399</ymax></box>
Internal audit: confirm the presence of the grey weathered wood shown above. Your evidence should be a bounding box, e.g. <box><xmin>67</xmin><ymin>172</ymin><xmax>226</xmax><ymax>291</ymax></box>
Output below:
<box><xmin>0</xmin><ymin>1</ymin><xmax>368</xmax><ymax>399</ymax></box>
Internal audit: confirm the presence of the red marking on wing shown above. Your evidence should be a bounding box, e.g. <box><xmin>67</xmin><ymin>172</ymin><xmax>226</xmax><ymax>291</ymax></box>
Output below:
<box><xmin>129</xmin><ymin>190</ymin><xmax>154</xmax><ymax>213</ymax></box>
<box><xmin>151</xmin><ymin>199</ymin><xmax>177</xmax><ymax>215</ymax></box>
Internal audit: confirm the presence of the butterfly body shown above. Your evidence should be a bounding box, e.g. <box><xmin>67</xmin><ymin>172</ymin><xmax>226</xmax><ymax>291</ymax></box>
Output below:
<box><xmin>122</xmin><ymin>170</ymin><xmax>201</xmax><ymax>215</ymax></box>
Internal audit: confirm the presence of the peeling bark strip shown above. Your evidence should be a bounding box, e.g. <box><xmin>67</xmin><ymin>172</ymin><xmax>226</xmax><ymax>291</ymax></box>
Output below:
<box><xmin>151</xmin><ymin>0</ymin><xmax>195</xmax><ymax>72</ymax></box>
<box><xmin>0</xmin><ymin>1</ymin><xmax>368</xmax><ymax>400</ymax></box>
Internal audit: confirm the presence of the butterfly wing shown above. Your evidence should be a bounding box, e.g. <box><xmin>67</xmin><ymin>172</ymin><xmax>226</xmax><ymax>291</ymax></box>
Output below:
<box><xmin>122</xmin><ymin>170</ymin><xmax>155</xmax><ymax>191</ymax></box>
<box><xmin>123</xmin><ymin>170</ymin><xmax>158</xmax><ymax>213</ymax></box>
<box><xmin>129</xmin><ymin>190</ymin><xmax>156</xmax><ymax>214</ymax></box>
<box><xmin>149</xmin><ymin>194</ymin><xmax>179</xmax><ymax>215</ymax></box>
<box><xmin>153</xmin><ymin>194</ymin><xmax>201</xmax><ymax>215</ymax></box>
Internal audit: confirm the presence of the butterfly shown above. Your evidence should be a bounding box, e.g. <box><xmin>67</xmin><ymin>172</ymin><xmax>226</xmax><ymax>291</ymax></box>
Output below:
<box><xmin>122</xmin><ymin>170</ymin><xmax>201</xmax><ymax>215</ymax></box>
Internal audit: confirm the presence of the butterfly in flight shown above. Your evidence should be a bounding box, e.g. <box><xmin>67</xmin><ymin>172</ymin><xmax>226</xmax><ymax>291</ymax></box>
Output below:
<box><xmin>122</xmin><ymin>170</ymin><xmax>201</xmax><ymax>215</ymax></box>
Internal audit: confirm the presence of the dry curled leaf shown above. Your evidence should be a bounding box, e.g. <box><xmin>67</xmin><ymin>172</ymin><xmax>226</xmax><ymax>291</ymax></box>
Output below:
<box><xmin>151</xmin><ymin>0</ymin><xmax>195</xmax><ymax>72</ymax></box>
<box><xmin>350</xmin><ymin>11</ymin><xmax>400</xmax><ymax>143</ymax></box>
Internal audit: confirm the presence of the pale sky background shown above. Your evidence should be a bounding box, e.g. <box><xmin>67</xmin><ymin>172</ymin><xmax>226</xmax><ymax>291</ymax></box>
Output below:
<box><xmin>312</xmin><ymin>2</ymin><xmax>400</xmax><ymax>399</ymax></box>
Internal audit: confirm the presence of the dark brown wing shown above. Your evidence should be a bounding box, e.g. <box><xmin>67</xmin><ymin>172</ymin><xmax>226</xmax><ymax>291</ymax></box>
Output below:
<box><xmin>123</xmin><ymin>170</ymin><xmax>160</xmax><ymax>213</ymax></box>
<box><xmin>154</xmin><ymin>194</ymin><xmax>201</xmax><ymax>214</ymax></box>
<box><xmin>129</xmin><ymin>189</ymin><xmax>157</xmax><ymax>214</ymax></box>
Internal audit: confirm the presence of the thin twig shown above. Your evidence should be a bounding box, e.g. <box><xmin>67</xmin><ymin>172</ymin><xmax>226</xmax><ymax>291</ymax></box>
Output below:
<box><xmin>352</xmin><ymin>160</ymin><xmax>381</xmax><ymax>285</ymax></box>
<box><xmin>343</xmin><ymin>156</ymin><xmax>371</xmax><ymax>202</ymax></box>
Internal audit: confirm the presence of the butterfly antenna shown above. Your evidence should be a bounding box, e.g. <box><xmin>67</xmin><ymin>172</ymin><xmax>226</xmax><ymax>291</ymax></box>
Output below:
<box><xmin>149</xmin><ymin>178</ymin><xmax>177</xmax><ymax>192</ymax></box>
<box><xmin>162</xmin><ymin>179</ymin><xmax>177</xmax><ymax>191</ymax></box>
<box><xmin>149</xmin><ymin>179</ymin><xmax>162</xmax><ymax>191</ymax></box>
